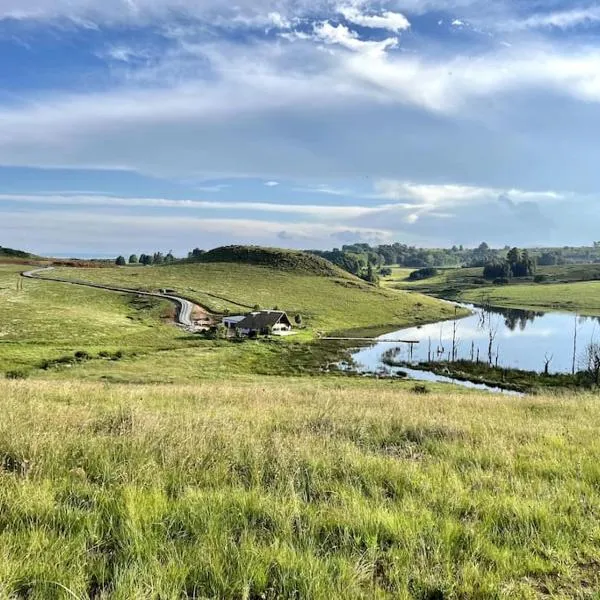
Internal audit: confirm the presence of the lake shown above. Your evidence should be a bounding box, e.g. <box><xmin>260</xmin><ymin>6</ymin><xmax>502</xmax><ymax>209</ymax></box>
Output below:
<box><xmin>350</xmin><ymin>304</ymin><xmax>600</xmax><ymax>378</ymax></box>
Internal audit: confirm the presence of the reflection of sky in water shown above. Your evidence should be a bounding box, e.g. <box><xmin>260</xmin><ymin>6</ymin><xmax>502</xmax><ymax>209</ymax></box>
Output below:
<box><xmin>353</xmin><ymin>306</ymin><xmax>600</xmax><ymax>374</ymax></box>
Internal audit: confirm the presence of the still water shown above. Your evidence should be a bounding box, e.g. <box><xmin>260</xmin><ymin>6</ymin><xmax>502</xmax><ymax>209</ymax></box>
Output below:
<box><xmin>350</xmin><ymin>304</ymin><xmax>600</xmax><ymax>376</ymax></box>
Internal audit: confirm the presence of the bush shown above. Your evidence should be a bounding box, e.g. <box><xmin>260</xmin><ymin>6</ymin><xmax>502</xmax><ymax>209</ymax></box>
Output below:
<box><xmin>74</xmin><ymin>351</ymin><xmax>91</xmax><ymax>361</ymax></box>
<box><xmin>379</xmin><ymin>267</ymin><xmax>393</xmax><ymax>277</ymax></box>
<box><xmin>408</xmin><ymin>268</ymin><xmax>438</xmax><ymax>281</ymax></box>
<box><xmin>534</xmin><ymin>274</ymin><xmax>549</xmax><ymax>283</ymax></box>
<box><xmin>5</xmin><ymin>370</ymin><xmax>28</xmax><ymax>380</ymax></box>
<box><xmin>493</xmin><ymin>277</ymin><xmax>510</xmax><ymax>285</ymax></box>
<box><xmin>411</xmin><ymin>384</ymin><xmax>430</xmax><ymax>394</ymax></box>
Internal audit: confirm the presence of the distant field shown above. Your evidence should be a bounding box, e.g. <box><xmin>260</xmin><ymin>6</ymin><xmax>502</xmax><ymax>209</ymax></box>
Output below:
<box><xmin>460</xmin><ymin>280</ymin><xmax>600</xmax><ymax>315</ymax></box>
<box><xmin>49</xmin><ymin>262</ymin><xmax>458</xmax><ymax>333</ymax></box>
<box><xmin>1</xmin><ymin>378</ymin><xmax>599</xmax><ymax>599</ymax></box>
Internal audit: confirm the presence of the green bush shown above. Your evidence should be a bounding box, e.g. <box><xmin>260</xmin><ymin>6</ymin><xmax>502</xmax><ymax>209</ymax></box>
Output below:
<box><xmin>5</xmin><ymin>370</ymin><xmax>29</xmax><ymax>380</ymax></box>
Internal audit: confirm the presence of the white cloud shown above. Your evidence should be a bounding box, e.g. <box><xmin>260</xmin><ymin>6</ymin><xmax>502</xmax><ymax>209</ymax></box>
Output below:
<box><xmin>374</xmin><ymin>180</ymin><xmax>564</xmax><ymax>209</ymax></box>
<box><xmin>451</xmin><ymin>19</ymin><xmax>465</xmax><ymax>26</ymax></box>
<box><xmin>0</xmin><ymin>208</ymin><xmax>392</xmax><ymax>254</ymax></box>
<box><xmin>312</xmin><ymin>21</ymin><xmax>398</xmax><ymax>55</ymax></box>
<box><xmin>264</xmin><ymin>181</ymin><xmax>280</xmax><ymax>186</ymax></box>
<box><xmin>502</xmin><ymin>6</ymin><xmax>600</xmax><ymax>31</ymax></box>
<box><xmin>0</xmin><ymin>192</ymin><xmax>389</xmax><ymax>219</ymax></box>
<box><xmin>338</xmin><ymin>6</ymin><xmax>410</xmax><ymax>32</ymax></box>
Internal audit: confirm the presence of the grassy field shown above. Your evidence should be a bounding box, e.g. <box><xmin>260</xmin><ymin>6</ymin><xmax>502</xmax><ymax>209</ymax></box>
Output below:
<box><xmin>48</xmin><ymin>263</ymin><xmax>457</xmax><ymax>333</ymax></box>
<box><xmin>383</xmin><ymin>263</ymin><xmax>600</xmax><ymax>316</ymax></box>
<box><xmin>1</xmin><ymin>378</ymin><xmax>599</xmax><ymax>599</ymax></box>
<box><xmin>0</xmin><ymin>264</ymin><xmax>186</xmax><ymax>373</ymax></box>
<box><xmin>0</xmin><ymin>260</ymin><xmax>458</xmax><ymax>380</ymax></box>
<box><xmin>460</xmin><ymin>280</ymin><xmax>600</xmax><ymax>316</ymax></box>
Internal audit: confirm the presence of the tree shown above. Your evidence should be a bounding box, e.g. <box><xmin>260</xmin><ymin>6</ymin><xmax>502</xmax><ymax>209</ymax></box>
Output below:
<box><xmin>128</xmin><ymin>254</ymin><xmax>138</xmax><ymax>264</ymax></box>
<box><xmin>153</xmin><ymin>252</ymin><xmax>164</xmax><ymax>265</ymax></box>
<box><xmin>294</xmin><ymin>314</ymin><xmax>303</xmax><ymax>327</ymax></box>
<box><xmin>139</xmin><ymin>254</ymin><xmax>153</xmax><ymax>265</ymax></box>
<box><xmin>188</xmin><ymin>248</ymin><xmax>205</xmax><ymax>260</ymax></box>
<box><xmin>115</xmin><ymin>256</ymin><xmax>126</xmax><ymax>266</ymax></box>
<box><xmin>165</xmin><ymin>252</ymin><xmax>175</xmax><ymax>263</ymax></box>
<box><xmin>584</xmin><ymin>342</ymin><xmax>600</xmax><ymax>385</ymax></box>
<box><xmin>507</xmin><ymin>247</ymin><xmax>521</xmax><ymax>266</ymax></box>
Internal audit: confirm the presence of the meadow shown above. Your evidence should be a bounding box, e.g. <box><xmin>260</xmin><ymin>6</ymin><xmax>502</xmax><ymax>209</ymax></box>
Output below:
<box><xmin>1</xmin><ymin>378</ymin><xmax>600</xmax><ymax>599</ymax></box>
<box><xmin>0</xmin><ymin>259</ymin><xmax>458</xmax><ymax>380</ymax></box>
<box><xmin>383</xmin><ymin>264</ymin><xmax>600</xmax><ymax>316</ymax></box>
<box><xmin>48</xmin><ymin>262</ymin><xmax>456</xmax><ymax>333</ymax></box>
<box><xmin>459</xmin><ymin>281</ymin><xmax>600</xmax><ymax>316</ymax></box>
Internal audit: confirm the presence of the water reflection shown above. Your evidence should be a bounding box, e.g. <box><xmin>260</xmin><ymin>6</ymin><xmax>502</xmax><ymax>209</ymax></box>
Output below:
<box><xmin>351</xmin><ymin>304</ymin><xmax>600</xmax><ymax>375</ymax></box>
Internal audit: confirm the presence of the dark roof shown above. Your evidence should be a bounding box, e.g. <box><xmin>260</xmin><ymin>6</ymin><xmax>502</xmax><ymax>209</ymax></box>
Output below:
<box><xmin>236</xmin><ymin>311</ymin><xmax>292</xmax><ymax>331</ymax></box>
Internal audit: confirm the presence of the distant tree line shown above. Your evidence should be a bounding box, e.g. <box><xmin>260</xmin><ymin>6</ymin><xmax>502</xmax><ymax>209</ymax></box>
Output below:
<box><xmin>115</xmin><ymin>251</ymin><xmax>176</xmax><ymax>266</ymax></box>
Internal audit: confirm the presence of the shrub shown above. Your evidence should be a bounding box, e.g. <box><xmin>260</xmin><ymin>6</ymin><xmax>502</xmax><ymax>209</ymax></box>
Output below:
<box><xmin>534</xmin><ymin>274</ymin><xmax>549</xmax><ymax>283</ymax></box>
<box><xmin>493</xmin><ymin>277</ymin><xmax>510</xmax><ymax>285</ymax></box>
<box><xmin>5</xmin><ymin>370</ymin><xmax>28</xmax><ymax>380</ymax></box>
<box><xmin>411</xmin><ymin>384</ymin><xmax>430</xmax><ymax>394</ymax></box>
<box><xmin>379</xmin><ymin>267</ymin><xmax>393</xmax><ymax>277</ymax></box>
<box><xmin>74</xmin><ymin>351</ymin><xmax>91</xmax><ymax>361</ymax></box>
<box><xmin>408</xmin><ymin>268</ymin><xmax>438</xmax><ymax>281</ymax></box>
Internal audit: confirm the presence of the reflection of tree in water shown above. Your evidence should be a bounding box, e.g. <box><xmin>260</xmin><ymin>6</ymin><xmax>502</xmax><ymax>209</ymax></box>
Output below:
<box><xmin>484</xmin><ymin>306</ymin><xmax>545</xmax><ymax>332</ymax></box>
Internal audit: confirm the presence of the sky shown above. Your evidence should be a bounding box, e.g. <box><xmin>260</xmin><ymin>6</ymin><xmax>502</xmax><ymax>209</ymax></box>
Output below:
<box><xmin>1</xmin><ymin>0</ymin><xmax>600</xmax><ymax>256</ymax></box>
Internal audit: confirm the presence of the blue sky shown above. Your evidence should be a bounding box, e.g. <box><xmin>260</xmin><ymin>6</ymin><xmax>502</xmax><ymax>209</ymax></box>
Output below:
<box><xmin>1</xmin><ymin>0</ymin><xmax>600</xmax><ymax>256</ymax></box>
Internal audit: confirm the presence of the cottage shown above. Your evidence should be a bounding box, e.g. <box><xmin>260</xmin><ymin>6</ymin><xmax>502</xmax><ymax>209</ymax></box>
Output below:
<box><xmin>223</xmin><ymin>310</ymin><xmax>293</xmax><ymax>336</ymax></box>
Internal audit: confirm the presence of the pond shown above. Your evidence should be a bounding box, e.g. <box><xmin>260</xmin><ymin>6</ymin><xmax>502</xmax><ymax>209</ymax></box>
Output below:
<box><xmin>349</xmin><ymin>304</ymin><xmax>600</xmax><ymax>385</ymax></box>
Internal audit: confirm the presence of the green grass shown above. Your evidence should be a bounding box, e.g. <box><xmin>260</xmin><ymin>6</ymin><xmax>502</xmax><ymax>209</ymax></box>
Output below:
<box><xmin>48</xmin><ymin>262</ymin><xmax>458</xmax><ymax>333</ymax></box>
<box><xmin>0</xmin><ymin>265</ymin><xmax>187</xmax><ymax>373</ymax></box>
<box><xmin>0</xmin><ymin>261</ymin><xmax>458</xmax><ymax>380</ymax></box>
<box><xmin>1</xmin><ymin>378</ymin><xmax>600</xmax><ymax>599</ymax></box>
<box><xmin>460</xmin><ymin>281</ymin><xmax>600</xmax><ymax>316</ymax></box>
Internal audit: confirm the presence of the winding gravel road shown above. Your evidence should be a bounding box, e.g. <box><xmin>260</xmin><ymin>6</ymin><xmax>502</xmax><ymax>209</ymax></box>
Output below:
<box><xmin>22</xmin><ymin>267</ymin><xmax>201</xmax><ymax>331</ymax></box>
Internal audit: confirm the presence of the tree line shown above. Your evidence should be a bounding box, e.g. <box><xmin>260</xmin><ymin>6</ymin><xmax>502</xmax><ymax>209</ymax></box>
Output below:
<box><xmin>115</xmin><ymin>252</ymin><xmax>176</xmax><ymax>266</ymax></box>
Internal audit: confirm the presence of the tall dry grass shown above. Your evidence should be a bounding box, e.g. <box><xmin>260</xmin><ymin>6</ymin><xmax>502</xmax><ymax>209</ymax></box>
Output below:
<box><xmin>1</xmin><ymin>379</ymin><xmax>599</xmax><ymax>599</ymax></box>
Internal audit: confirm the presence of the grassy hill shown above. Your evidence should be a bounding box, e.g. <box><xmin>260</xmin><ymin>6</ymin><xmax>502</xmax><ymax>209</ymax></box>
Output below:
<box><xmin>49</xmin><ymin>256</ymin><xmax>459</xmax><ymax>333</ymax></box>
<box><xmin>192</xmin><ymin>245</ymin><xmax>351</xmax><ymax>278</ymax></box>
<box><xmin>1</xmin><ymin>378</ymin><xmax>599</xmax><ymax>598</ymax></box>
<box><xmin>0</xmin><ymin>264</ymin><xmax>185</xmax><ymax>374</ymax></box>
<box><xmin>0</xmin><ymin>251</ymin><xmax>459</xmax><ymax>379</ymax></box>
<box><xmin>0</xmin><ymin>246</ymin><xmax>38</xmax><ymax>261</ymax></box>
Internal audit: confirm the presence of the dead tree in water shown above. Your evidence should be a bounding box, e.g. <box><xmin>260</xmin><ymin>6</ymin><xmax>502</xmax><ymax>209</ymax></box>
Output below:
<box><xmin>543</xmin><ymin>353</ymin><xmax>553</xmax><ymax>375</ymax></box>
<box><xmin>428</xmin><ymin>337</ymin><xmax>432</xmax><ymax>362</ymax></box>
<box><xmin>470</xmin><ymin>341</ymin><xmax>475</xmax><ymax>362</ymax></box>
<box><xmin>451</xmin><ymin>306</ymin><xmax>458</xmax><ymax>362</ymax></box>
<box><xmin>488</xmin><ymin>319</ymin><xmax>499</xmax><ymax>366</ymax></box>
<box><xmin>572</xmin><ymin>314</ymin><xmax>579</xmax><ymax>375</ymax></box>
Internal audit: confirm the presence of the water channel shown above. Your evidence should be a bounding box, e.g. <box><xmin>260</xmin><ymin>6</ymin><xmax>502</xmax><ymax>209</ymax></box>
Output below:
<box><xmin>349</xmin><ymin>304</ymin><xmax>600</xmax><ymax>392</ymax></box>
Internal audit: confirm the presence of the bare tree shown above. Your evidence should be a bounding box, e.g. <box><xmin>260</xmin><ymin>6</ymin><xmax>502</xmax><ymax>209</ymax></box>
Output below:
<box><xmin>451</xmin><ymin>306</ymin><xmax>458</xmax><ymax>362</ymax></box>
<box><xmin>487</xmin><ymin>317</ymin><xmax>499</xmax><ymax>366</ymax></box>
<box><xmin>543</xmin><ymin>353</ymin><xmax>553</xmax><ymax>375</ymax></box>
<box><xmin>572</xmin><ymin>314</ymin><xmax>579</xmax><ymax>375</ymax></box>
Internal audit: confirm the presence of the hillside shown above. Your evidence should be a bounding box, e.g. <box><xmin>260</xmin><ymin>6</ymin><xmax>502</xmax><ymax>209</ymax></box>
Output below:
<box><xmin>0</xmin><ymin>246</ymin><xmax>37</xmax><ymax>260</ymax></box>
<box><xmin>1</xmin><ymin>378</ymin><xmax>599</xmax><ymax>598</ymax></box>
<box><xmin>191</xmin><ymin>245</ymin><xmax>353</xmax><ymax>278</ymax></box>
<box><xmin>49</xmin><ymin>259</ymin><xmax>459</xmax><ymax>332</ymax></box>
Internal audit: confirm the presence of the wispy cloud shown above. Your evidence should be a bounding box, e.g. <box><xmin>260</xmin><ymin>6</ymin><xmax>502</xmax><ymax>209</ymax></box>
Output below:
<box><xmin>338</xmin><ymin>6</ymin><xmax>410</xmax><ymax>32</ymax></box>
